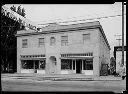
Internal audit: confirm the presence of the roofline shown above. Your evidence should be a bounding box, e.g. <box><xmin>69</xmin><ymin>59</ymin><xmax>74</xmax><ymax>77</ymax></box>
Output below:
<box><xmin>15</xmin><ymin>25</ymin><xmax>100</xmax><ymax>37</ymax></box>
<box><xmin>98</xmin><ymin>25</ymin><xmax>111</xmax><ymax>50</ymax></box>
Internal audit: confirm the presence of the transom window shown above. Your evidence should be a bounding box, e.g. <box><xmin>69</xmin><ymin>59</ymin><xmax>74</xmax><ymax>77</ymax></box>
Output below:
<box><xmin>50</xmin><ymin>37</ymin><xmax>56</xmax><ymax>46</ymax></box>
<box><xmin>61</xmin><ymin>36</ymin><xmax>68</xmax><ymax>46</ymax></box>
<box><xmin>38</xmin><ymin>38</ymin><xmax>45</xmax><ymax>47</ymax></box>
<box><xmin>22</xmin><ymin>39</ymin><xmax>28</xmax><ymax>48</ymax></box>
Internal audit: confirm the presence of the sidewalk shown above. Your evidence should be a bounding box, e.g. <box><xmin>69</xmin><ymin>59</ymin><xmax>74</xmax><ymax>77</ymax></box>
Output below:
<box><xmin>94</xmin><ymin>76</ymin><xmax>122</xmax><ymax>81</ymax></box>
<box><xmin>1</xmin><ymin>73</ymin><xmax>122</xmax><ymax>81</ymax></box>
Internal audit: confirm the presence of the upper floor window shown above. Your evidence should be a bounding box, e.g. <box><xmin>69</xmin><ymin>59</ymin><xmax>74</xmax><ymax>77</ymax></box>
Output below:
<box><xmin>61</xmin><ymin>36</ymin><xmax>68</xmax><ymax>46</ymax></box>
<box><xmin>50</xmin><ymin>37</ymin><xmax>56</xmax><ymax>46</ymax></box>
<box><xmin>39</xmin><ymin>38</ymin><xmax>45</xmax><ymax>47</ymax></box>
<box><xmin>83</xmin><ymin>33</ymin><xmax>90</xmax><ymax>43</ymax></box>
<box><xmin>22</xmin><ymin>39</ymin><xmax>28</xmax><ymax>48</ymax></box>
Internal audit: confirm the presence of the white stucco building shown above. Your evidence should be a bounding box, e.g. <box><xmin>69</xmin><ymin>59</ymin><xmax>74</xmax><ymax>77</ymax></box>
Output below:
<box><xmin>16</xmin><ymin>21</ymin><xmax>110</xmax><ymax>76</ymax></box>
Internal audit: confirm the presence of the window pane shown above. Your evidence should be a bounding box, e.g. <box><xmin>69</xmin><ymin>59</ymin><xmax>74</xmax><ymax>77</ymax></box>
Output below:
<box><xmin>50</xmin><ymin>37</ymin><xmax>55</xmax><ymax>45</ymax></box>
<box><xmin>61</xmin><ymin>36</ymin><xmax>68</xmax><ymax>46</ymax></box>
<box><xmin>21</xmin><ymin>60</ymin><xmax>33</xmax><ymax>69</ymax></box>
<box><xmin>22</xmin><ymin>39</ymin><xmax>27</xmax><ymax>48</ymax></box>
<box><xmin>83</xmin><ymin>34</ymin><xmax>90</xmax><ymax>42</ymax></box>
<box><xmin>61</xmin><ymin>59</ymin><xmax>70</xmax><ymax>70</ymax></box>
<box><xmin>39</xmin><ymin>38</ymin><xmax>45</xmax><ymax>46</ymax></box>
<box><xmin>40</xmin><ymin>60</ymin><xmax>45</xmax><ymax>69</ymax></box>
<box><xmin>83</xmin><ymin>59</ymin><xmax>93</xmax><ymax>70</ymax></box>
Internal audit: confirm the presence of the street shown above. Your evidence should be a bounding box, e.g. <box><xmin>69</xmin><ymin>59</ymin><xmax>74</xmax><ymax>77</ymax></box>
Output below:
<box><xmin>1</xmin><ymin>78</ymin><xmax>126</xmax><ymax>93</ymax></box>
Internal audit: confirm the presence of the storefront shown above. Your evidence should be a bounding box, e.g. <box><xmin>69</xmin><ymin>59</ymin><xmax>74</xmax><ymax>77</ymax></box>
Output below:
<box><xmin>20</xmin><ymin>55</ymin><xmax>46</xmax><ymax>74</ymax></box>
<box><xmin>60</xmin><ymin>53</ymin><xmax>93</xmax><ymax>75</ymax></box>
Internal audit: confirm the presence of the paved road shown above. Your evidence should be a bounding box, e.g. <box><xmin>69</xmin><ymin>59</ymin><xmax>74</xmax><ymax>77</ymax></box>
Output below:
<box><xmin>1</xmin><ymin>78</ymin><xmax>126</xmax><ymax>93</ymax></box>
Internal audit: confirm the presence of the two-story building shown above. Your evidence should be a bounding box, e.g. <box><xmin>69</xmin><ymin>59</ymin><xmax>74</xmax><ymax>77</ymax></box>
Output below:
<box><xmin>16</xmin><ymin>21</ymin><xmax>110</xmax><ymax>76</ymax></box>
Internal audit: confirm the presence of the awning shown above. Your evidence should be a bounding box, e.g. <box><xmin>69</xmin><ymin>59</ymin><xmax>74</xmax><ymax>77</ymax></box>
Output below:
<box><xmin>20</xmin><ymin>57</ymin><xmax>46</xmax><ymax>60</ymax></box>
<box><xmin>60</xmin><ymin>56</ymin><xmax>94</xmax><ymax>59</ymax></box>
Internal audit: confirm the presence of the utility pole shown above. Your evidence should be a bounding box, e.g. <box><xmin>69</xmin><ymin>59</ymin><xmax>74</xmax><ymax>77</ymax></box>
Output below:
<box><xmin>122</xmin><ymin>2</ymin><xmax>124</xmax><ymax>66</ymax></box>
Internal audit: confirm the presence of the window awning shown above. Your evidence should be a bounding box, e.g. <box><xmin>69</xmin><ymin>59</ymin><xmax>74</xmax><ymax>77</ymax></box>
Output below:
<box><xmin>60</xmin><ymin>56</ymin><xmax>94</xmax><ymax>59</ymax></box>
<box><xmin>20</xmin><ymin>57</ymin><xmax>46</xmax><ymax>60</ymax></box>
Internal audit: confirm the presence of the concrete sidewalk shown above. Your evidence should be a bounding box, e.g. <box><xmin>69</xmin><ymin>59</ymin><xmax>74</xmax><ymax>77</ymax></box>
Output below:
<box><xmin>1</xmin><ymin>73</ymin><xmax>122</xmax><ymax>81</ymax></box>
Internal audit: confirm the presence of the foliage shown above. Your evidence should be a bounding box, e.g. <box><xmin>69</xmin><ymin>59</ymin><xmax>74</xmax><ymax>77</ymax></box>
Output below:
<box><xmin>10</xmin><ymin>5</ymin><xmax>16</xmax><ymax>12</ymax></box>
<box><xmin>1</xmin><ymin>5</ymin><xmax>26</xmax><ymax>73</ymax></box>
<box><xmin>10</xmin><ymin>5</ymin><xmax>26</xmax><ymax>17</ymax></box>
<box><xmin>110</xmin><ymin>57</ymin><xmax>116</xmax><ymax>66</ymax></box>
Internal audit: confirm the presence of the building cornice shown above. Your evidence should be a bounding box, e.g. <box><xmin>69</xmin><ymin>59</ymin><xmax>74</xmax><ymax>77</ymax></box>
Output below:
<box><xmin>15</xmin><ymin>25</ymin><xmax>100</xmax><ymax>37</ymax></box>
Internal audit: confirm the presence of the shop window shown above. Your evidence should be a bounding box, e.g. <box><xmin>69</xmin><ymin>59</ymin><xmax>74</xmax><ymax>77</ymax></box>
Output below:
<box><xmin>22</xmin><ymin>39</ymin><xmax>28</xmax><ymax>48</ymax></box>
<box><xmin>61</xmin><ymin>36</ymin><xmax>68</xmax><ymax>46</ymax></box>
<box><xmin>39</xmin><ymin>60</ymin><xmax>45</xmax><ymax>69</ymax></box>
<box><xmin>83</xmin><ymin>59</ymin><xmax>93</xmax><ymax>70</ymax></box>
<box><xmin>39</xmin><ymin>38</ymin><xmax>45</xmax><ymax>47</ymax></box>
<box><xmin>61</xmin><ymin>59</ymin><xmax>71</xmax><ymax>70</ymax></box>
<box><xmin>21</xmin><ymin>60</ymin><xmax>34</xmax><ymax>69</ymax></box>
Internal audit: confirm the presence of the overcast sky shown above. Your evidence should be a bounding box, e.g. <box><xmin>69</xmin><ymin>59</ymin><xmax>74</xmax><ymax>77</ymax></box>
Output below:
<box><xmin>5</xmin><ymin>3</ymin><xmax>126</xmax><ymax>57</ymax></box>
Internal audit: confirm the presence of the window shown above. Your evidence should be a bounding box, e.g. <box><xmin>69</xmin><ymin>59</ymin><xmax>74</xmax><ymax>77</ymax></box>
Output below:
<box><xmin>73</xmin><ymin>60</ymin><xmax>75</xmax><ymax>70</ymax></box>
<box><xmin>61</xmin><ymin>59</ymin><xmax>71</xmax><ymax>70</ymax></box>
<box><xmin>83</xmin><ymin>59</ymin><xmax>93</xmax><ymax>70</ymax></box>
<box><xmin>21</xmin><ymin>60</ymin><xmax>34</xmax><ymax>69</ymax></box>
<box><xmin>83</xmin><ymin>33</ymin><xmax>90</xmax><ymax>43</ymax></box>
<box><xmin>50</xmin><ymin>37</ymin><xmax>56</xmax><ymax>46</ymax></box>
<box><xmin>22</xmin><ymin>39</ymin><xmax>28</xmax><ymax>48</ymax></box>
<box><xmin>61</xmin><ymin>36</ymin><xmax>68</xmax><ymax>46</ymax></box>
<box><xmin>39</xmin><ymin>60</ymin><xmax>45</xmax><ymax>69</ymax></box>
<box><xmin>39</xmin><ymin>38</ymin><xmax>45</xmax><ymax>47</ymax></box>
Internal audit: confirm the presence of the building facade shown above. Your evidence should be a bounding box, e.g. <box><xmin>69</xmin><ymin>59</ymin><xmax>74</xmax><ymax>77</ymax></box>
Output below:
<box><xmin>16</xmin><ymin>21</ymin><xmax>110</xmax><ymax>76</ymax></box>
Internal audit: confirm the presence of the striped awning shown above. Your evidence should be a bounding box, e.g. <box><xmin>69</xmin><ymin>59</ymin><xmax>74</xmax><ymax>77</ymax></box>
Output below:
<box><xmin>20</xmin><ymin>57</ymin><xmax>46</xmax><ymax>60</ymax></box>
<box><xmin>60</xmin><ymin>56</ymin><xmax>94</xmax><ymax>59</ymax></box>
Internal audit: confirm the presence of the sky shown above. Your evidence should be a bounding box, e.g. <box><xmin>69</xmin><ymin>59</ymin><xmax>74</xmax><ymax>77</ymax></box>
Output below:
<box><xmin>4</xmin><ymin>3</ymin><xmax>126</xmax><ymax>57</ymax></box>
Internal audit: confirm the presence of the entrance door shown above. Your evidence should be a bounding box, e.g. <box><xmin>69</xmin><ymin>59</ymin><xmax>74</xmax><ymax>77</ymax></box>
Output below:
<box><xmin>76</xmin><ymin>59</ymin><xmax>82</xmax><ymax>74</ymax></box>
<box><xmin>49</xmin><ymin>56</ymin><xmax>57</xmax><ymax>74</ymax></box>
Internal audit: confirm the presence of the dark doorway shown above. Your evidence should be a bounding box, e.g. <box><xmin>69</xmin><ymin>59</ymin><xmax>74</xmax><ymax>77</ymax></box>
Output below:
<box><xmin>76</xmin><ymin>59</ymin><xmax>82</xmax><ymax>74</ymax></box>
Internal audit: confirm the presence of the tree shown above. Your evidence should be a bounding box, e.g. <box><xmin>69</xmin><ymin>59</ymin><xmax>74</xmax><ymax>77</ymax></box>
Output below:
<box><xmin>110</xmin><ymin>57</ymin><xmax>116</xmax><ymax>75</ymax></box>
<box><xmin>21</xmin><ymin>8</ymin><xmax>26</xmax><ymax>17</ymax></box>
<box><xmin>17</xmin><ymin>5</ymin><xmax>22</xmax><ymax>16</ymax></box>
<box><xmin>1</xmin><ymin>5</ymin><xmax>26</xmax><ymax>73</ymax></box>
<box><xmin>110</xmin><ymin>57</ymin><xmax>116</xmax><ymax>66</ymax></box>
<box><xmin>10</xmin><ymin>5</ymin><xmax>16</xmax><ymax>12</ymax></box>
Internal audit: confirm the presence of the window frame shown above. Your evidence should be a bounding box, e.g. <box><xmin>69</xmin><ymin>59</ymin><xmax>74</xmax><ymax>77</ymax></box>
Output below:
<box><xmin>50</xmin><ymin>37</ymin><xmax>56</xmax><ymax>46</ymax></box>
<box><xmin>61</xmin><ymin>36</ymin><xmax>68</xmax><ymax>46</ymax></box>
<box><xmin>22</xmin><ymin>39</ymin><xmax>28</xmax><ymax>48</ymax></box>
<box><xmin>83</xmin><ymin>33</ymin><xmax>90</xmax><ymax>43</ymax></box>
<box><xmin>38</xmin><ymin>38</ymin><xmax>45</xmax><ymax>47</ymax></box>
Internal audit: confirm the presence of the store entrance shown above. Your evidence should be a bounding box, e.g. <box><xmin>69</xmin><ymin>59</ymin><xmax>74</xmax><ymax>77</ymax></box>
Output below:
<box><xmin>76</xmin><ymin>59</ymin><xmax>82</xmax><ymax>74</ymax></box>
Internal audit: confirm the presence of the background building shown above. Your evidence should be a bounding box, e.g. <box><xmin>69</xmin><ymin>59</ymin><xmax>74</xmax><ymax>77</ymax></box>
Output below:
<box><xmin>16</xmin><ymin>21</ymin><xmax>110</xmax><ymax>76</ymax></box>
<box><xmin>114</xmin><ymin>46</ymin><xmax>126</xmax><ymax>74</ymax></box>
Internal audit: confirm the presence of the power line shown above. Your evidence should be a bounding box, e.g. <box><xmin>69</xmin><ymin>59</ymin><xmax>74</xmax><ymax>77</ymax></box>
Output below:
<box><xmin>39</xmin><ymin>14</ymin><xmax>126</xmax><ymax>25</ymax></box>
<box><xmin>57</xmin><ymin>14</ymin><xmax>126</xmax><ymax>24</ymax></box>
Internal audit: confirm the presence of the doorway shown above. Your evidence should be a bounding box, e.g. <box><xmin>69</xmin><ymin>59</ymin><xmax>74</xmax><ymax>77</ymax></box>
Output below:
<box><xmin>76</xmin><ymin>59</ymin><xmax>82</xmax><ymax>74</ymax></box>
<box><xmin>49</xmin><ymin>56</ymin><xmax>57</xmax><ymax>74</ymax></box>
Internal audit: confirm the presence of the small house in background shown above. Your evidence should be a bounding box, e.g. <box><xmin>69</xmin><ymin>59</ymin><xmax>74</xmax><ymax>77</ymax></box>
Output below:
<box><xmin>16</xmin><ymin>21</ymin><xmax>110</xmax><ymax>76</ymax></box>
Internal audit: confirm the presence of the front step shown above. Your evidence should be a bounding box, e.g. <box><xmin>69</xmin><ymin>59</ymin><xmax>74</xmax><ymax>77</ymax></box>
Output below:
<box><xmin>35</xmin><ymin>76</ymin><xmax>94</xmax><ymax>81</ymax></box>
